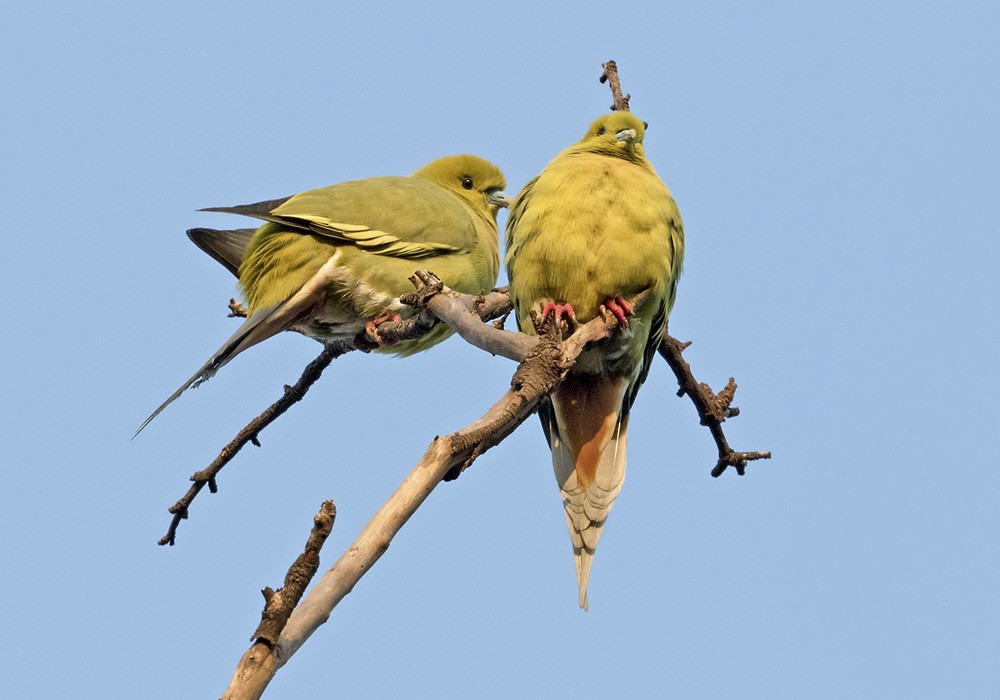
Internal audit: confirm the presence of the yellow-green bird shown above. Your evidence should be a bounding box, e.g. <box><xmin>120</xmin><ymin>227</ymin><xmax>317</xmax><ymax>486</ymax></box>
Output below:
<box><xmin>505</xmin><ymin>113</ymin><xmax>684</xmax><ymax>609</ymax></box>
<box><xmin>137</xmin><ymin>155</ymin><xmax>509</xmax><ymax>435</ymax></box>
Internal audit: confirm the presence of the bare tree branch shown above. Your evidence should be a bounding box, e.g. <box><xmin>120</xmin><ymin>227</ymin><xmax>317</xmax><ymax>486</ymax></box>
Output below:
<box><xmin>159</xmin><ymin>283</ymin><xmax>513</xmax><ymax>546</ymax></box>
<box><xmin>599</xmin><ymin>58</ymin><xmax>771</xmax><ymax>477</ymax></box>
<box><xmin>174</xmin><ymin>58</ymin><xmax>770</xmax><ymax>697</ymax></box>
<box><xmin>600</xmin><ymin>60</ymin><xmax>631</xmax><ymax>112</ymax></box>
<box><xmin>158</xmin><ymin>343</ymin><xmax>349</xmax><ymax>546</ymax></box>
<box><xmin>252</xmin><ymin>501</ymin><xmax>336</xmax><ymax>645</ymax></box>
<box><xmin>222</xmin><ymin>501</ymin><xmax>336</xmax><ymax>700</ymax></box>
<box><xmin>228</xmin><ymin>298</ymin><xmax>248</xmax><ymax>318</ymax></box>
<box><xmin>218</xmin><ymin>287</ymin><xmax>647</xmax><ymax>698</ymax></box>
<box><xmin>403</xmin><ymin>272</ymin><xmax>532</xmax><ymax>361</ymax></box>
<box><xmin>658</xmin><ymin>329</ymin><xmax>771</xmax><ymax>476</ymax></box>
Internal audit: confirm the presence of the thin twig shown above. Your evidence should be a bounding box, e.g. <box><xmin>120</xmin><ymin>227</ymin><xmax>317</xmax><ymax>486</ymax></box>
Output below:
<box><xmin>159</xmin><ymin>285</ymin><xmax>514</xmax><ymax>546</ymax></box>
<box><xmin>158</xmin><ymin>344</ymin><xmax>349</xmax><ymax>546</ymax></box>
<box><xmin>600</xmin><ymin>60</ymin><xmax>631</xmax><ymax>112</ymax></box>
<box><xmin>252</xmin><ymin>501</ymin><xmax>337</xmax><ymax>644</ymax></box>
<box><xmin>658</xmin><ymin>328</ymin><xmax>771</xmax><ymax>477</ymax></box>
<box><xmin>403</xmin><ymin>273</ymin><xmax>532</xmax><ymax>361</ymax></box>
<box><xmin>228</xmin><ymin>299</ymin><xmax>248</xmax><ymax>318</ymax></box>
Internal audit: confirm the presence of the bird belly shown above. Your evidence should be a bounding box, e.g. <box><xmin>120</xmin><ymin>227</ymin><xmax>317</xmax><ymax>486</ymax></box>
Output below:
<box><xmin>510</xmin><ymin>156</ymin><xmax>676</xmax><ymax>327</ymax></box>
<box><xmin>298</xmin><ymin>313</ymin><xmax>366</xmax><ymax>343</ymax></box>
<box><xmin>293</xmin><ymin>249</ymin><xmax>407</xmax><ymax>343</ymax></box>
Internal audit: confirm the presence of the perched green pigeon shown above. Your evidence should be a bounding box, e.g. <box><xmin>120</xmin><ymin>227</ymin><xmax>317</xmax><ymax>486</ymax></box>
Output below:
<box><xmin>137</xmin><ymin>154</ymin><xmax>509</xmax><ymax>435</ymax></box>
<box><xmin>505</xmin><ymin>113</ymin><xmax>684</xmax><ymax>609</ymax></box>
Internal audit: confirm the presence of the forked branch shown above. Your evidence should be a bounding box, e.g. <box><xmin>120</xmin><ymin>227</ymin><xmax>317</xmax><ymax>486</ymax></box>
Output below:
<box><xmin>220</xmin><ymin>282</ymin><xmax>646</xmax><ymax>699</ymax></box>
<box><xmin>658</xmin><ymin>329</ymin><xmax>771</xmax><ymax>476</ymax></box>
<box><xmin>197</xmin><ymin>58</ymin><xmax>770</xmax><ymax>699</ymax></box>
<box><xmin>158</xmin><ymin>283</ymin><xmax>513</xmax><ymax>546</ymax></box>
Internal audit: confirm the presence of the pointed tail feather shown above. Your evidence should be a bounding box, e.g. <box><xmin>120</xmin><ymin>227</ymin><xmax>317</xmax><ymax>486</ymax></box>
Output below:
<box><xmin>134</xmin><ymin>255</ymin><xmax>340</xmax><ymax>438</ymax></box>
<box><xmin>186</xmin><ymin>227</ymin><xmax>256</xmax><ymax>278</ymax></box>
<box><xmin>133</xmin><ymin>299</ymin><xmax>293</xmax><ymax>438</ymax></box>
<box><xmin>544</xmin><ymin>374</ymin><xmax>631</xmax><ymax>610</ymax></box>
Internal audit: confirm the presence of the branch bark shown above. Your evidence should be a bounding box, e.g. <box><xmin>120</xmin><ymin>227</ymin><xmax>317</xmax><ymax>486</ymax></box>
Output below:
<box><xmin>600</xmin><ymin>60</ymin><xmax>631</xmax><ymax>112</ymax></box>
<box><xmin>222</xmin><ymin>501</ymin><xmax>336</xmax><ymax>700</ymax></box>
<box><xmin>199</xmin><ymin>57</ymin><xmax>770</xmax><ymax>697</ymax></box>
<box><xmin>658</xmin><ymin>328</ymin><xmax>771</xmax><ymax>476</ymax></box>
<box><xmin>158</xmin><ymin>283</ymin><xmax>512</xmax><ymax>546</ymax></box>
<box><xmin>159</xmin><ymin>343</ymin><xmax>350</xmax><ymax>546</ymax></box>
<box><xmin>218</xmin><ymin>284</ymin><xmax>642</xmax><ymax>699</ymax></box>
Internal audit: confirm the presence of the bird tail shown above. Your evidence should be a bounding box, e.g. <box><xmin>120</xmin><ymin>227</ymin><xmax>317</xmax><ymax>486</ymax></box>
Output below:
<box><xmin>186</xmin><ymin>227</ymin><xmax>256</xmax><ymax>278</ymax></box>
<box><xmin>542</xmin><ymin>374</ymin><xmax>631</xmax><ymax>610</ymax></box>
<box><xmin>134</xmin><ymin>254</ymin><xmax>342</xmax><ymax>438</ymax></box>
<box><xmin>133</xmin><ymin>299</ymin><xmax>295</xmax><ymax>438</ymax></box>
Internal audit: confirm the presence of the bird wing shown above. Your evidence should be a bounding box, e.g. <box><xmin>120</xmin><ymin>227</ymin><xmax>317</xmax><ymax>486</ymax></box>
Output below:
<box><xmin>202</xmin><ymin>176</ymin><xmax>476</xmax><ymax>259</ymax></box>
<box><xmin>503</xmin><ymin>176</ymin><xmax>538</xmax><ymax>266</ymax></box>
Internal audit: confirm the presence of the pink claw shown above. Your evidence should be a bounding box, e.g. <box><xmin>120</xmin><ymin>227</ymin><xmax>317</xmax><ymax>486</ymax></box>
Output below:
<box><xmin>539</xmin><ymin>300</ymin><xmax>578</xmax><ymax>334</ymax></box>
<box><xmin>541</xmin><ymin>301</ymin><xmax>577</xmax><ymax>327</ymax></box>
<box><xmin>602</xmin><ymin>295</ymin><xmax>634</xmax><ymax>327</ymax></box>
<box><xmin>365</xmin><ymin>312</ymin><xmax>403</xmax><ymax>345</ymax></box>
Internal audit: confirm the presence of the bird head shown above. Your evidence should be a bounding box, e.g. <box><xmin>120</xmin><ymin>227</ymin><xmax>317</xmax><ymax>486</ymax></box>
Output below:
<box><xmin>414</xmin><ymin>154</ymin><xmax>511</xmax><ymax>220</ymax></box>
<box><xmin>578</xmin><ymin>113</ymin><xmax>649</xmax><ymax>161</ymax></box>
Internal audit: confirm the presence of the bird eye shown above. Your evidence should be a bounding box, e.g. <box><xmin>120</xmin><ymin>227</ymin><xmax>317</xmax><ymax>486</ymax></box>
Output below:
<box><xmin>596</xmin><ymin>127</ymin><xmax>606</xmax><ymax>136</ymax></box>
<box><xmin>642</xmin><ymin>121</ymin><xmax>649</xmax><ymax>129</ymax></box>
<box><xmin>461</xmin><ymin>177</ymin><xmax>474</xmax><ymax>190</ymax></box>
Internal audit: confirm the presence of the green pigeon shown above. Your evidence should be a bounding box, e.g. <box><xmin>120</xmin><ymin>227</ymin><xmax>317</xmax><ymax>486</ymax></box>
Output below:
<box><xmin>137</xmin><ymin>154</ymin><xmax>509</xmax><ymax>435</ymax></box>
<box><xmin>505</xmin><ymin>113</ymin><xmax>684</xmax><ymax>609</ymax></box>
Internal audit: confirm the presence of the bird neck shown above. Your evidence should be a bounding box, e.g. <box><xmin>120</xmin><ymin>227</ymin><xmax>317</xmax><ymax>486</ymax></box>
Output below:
<box><xmin>563</xmin><ymin>142</ymin><xmax>652</xmax><ymax>170</ymax></box>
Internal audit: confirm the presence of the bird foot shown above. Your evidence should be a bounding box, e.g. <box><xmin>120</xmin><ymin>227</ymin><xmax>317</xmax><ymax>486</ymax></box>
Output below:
<box><xmin>540</xmin><ymin>301</ymin><xmax>577</xmax><ymax>335</ymax></box>
<box><xmin>363</xmin><ymin>313</ymin><xmax>402</xmax><ymax>347</ymax></box>
<box><xmin>600</xmin><ymin>295</ymin><xmax>634</xmax><ymax>327</ymax></box>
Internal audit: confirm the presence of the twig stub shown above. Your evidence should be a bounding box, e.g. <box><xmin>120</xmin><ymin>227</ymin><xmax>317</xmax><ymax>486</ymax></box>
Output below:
<box><xmin>657</xmin><ymin>328</ymin><xmax>771</xmax><ymax>477</ymax></box>
<box><xmin>251</xmin><ymin>500</ymin><xmax>336</xmax><ymax>645</ymax></box>
<box><xmin>221</xmin><ymin>501</ymin><xmax>337</xmax><ymax>700</ymax></box>
<box><xmin>228</xmin><ymin>298</ymin><xmax>248</xmax><ymax>318</ymax></box>
<box><xmin>600</xmin><ymin>60</ymin><xmax>631</xmax><ymax>112</ymax></box>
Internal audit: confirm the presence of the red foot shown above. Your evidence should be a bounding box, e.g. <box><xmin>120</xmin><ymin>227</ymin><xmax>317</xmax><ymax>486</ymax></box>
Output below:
<box><xmin>602</xmin><ymin>295</ymin><xmax>634</xmax><ymax>327</ymax></box>
<box><xmin>541</xmin><ymin>301</ymin><xmax>577</xmax><ymax>332</ymax></box>
<box><xmin>365</xmin><ymin>312</ymin><xmax>402</xmax><ymax>346</ymax></box>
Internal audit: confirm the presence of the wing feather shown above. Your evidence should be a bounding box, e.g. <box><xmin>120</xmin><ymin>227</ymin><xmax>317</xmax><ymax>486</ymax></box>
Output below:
<box><xmin>201</xmin><ymin>177</ymin><xmax>475</xmax><ymax>259</ymax></box>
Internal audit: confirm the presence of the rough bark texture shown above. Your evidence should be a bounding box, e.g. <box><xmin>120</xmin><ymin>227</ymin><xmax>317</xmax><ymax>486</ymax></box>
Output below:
<box><xmin>159</xmin><ymin>282</ymin><xmax>513</xmax><ymax>546</ymax></box>
<box><xmin>201</xmin><ymin>58</ymin><xmax>771</xmax><ymax>698</ymax></box>
<box><xmin>219</xmin><ymin>288</ymin><xmax>638</xmax><ymax>699</ymax></box>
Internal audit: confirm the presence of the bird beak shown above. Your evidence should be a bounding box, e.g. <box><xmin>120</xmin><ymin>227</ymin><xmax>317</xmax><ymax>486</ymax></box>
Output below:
<box><xmin>488</xmin><ymin>190</ymin><xmax>513</xmax><ymax>209</ymax></box>
<box><xmin>615</xmin><ymin>128</ymin><xmax>638</xmax><ymax>143</ymax></box>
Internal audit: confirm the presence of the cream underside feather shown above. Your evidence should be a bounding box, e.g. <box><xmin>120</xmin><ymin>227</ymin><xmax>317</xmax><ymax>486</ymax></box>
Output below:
<box><xmin>549</xmin><ymin>375</ymin><xmax>631</xmax><ymax>611</ymax></box>
<box><xmin>301</xmin><ymin>250</ymin><xmax>405</xmax><ymax>341</ymax></box>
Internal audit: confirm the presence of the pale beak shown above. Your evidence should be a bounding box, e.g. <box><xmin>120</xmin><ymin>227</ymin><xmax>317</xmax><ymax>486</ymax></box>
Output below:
<box><xmin>488</xmin><ymin>190</ymin><xmax>513</xmax><ymax>209</ymax></box>
<box><xmin>616</xmin><ymin>128</ymin><xmax>638</xmax><ymax>143</ymax></box>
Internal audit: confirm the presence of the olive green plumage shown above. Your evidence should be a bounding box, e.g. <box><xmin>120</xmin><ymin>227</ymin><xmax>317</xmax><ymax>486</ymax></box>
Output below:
<box><xmin>137</xmin><ymin>155</ymin><xmax>508</xmax><ymax>435</ymax></box>
<box><xmin>505</xmin><ymin>113</ymin><xmax>684</xmax><ymax>609</ymax></box>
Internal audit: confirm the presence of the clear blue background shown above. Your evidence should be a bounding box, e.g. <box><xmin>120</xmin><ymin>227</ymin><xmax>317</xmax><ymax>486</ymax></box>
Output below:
<box><xmin>3</xmin><ymin>1</ymin><xmax>998</xmax><ymax>697</ymax></box>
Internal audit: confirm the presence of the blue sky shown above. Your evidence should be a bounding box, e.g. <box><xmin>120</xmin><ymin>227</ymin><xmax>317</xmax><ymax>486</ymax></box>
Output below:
<box><xmin>2</xmin><ymin>1</ymin><xmax>998</xmax><ymax>697</ymax></box>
